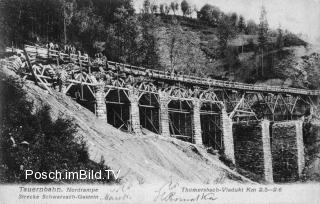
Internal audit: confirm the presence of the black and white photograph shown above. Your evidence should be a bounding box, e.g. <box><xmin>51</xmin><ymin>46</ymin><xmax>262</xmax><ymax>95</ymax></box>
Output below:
<box><xmin>0</xmin><ymin>0</ymin><xmax>320</xmax><ymax>203</ymax></box>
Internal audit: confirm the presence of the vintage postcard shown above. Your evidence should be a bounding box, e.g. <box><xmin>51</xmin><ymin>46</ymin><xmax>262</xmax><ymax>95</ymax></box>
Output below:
<box><xmin>0</xmin><ymin>0</ymin><xmax>320</xmax><ymax>203</ymax></box>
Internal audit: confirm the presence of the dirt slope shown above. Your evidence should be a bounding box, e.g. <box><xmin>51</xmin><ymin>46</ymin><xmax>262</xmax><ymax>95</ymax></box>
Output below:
<box><xmin>1</xmin><ymin>65</ymin><xmax>252</xmax><ymax>185</ymax></box>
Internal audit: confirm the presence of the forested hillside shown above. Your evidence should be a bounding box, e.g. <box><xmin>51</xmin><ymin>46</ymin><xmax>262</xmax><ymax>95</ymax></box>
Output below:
<box><xmin>0</xmin><ymin>0</ymin><xmax>318</xmax><ymax>87</ymax></box>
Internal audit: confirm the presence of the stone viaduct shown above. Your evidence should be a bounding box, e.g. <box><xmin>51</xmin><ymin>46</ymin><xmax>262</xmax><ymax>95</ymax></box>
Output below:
<box><xmin>6</xmin><ymin>45</ymin><xmax>320</xmax><ymax>183</ymax></box>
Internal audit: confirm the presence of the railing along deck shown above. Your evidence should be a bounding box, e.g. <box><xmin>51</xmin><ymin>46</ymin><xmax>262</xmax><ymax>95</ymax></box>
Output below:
<box><xmin>6</xmin><ymin>45</ymin><xmax>320</xmax><ymax>96</ymax></box>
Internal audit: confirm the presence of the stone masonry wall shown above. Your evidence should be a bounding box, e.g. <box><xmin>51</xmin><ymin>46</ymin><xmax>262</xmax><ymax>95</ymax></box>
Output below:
<box><xmin>159</xmin><ymin>91</ymin><xmax>170</xmax><ymax>137</ymax></box>
<box><xmin>95</xmin><ymin>84</ymin><xmax>106</xmax><ymax>120</ymax></box>
<box><xmin>192</xmin><ymin>99</ymin><xmax>203</xmax><ymax>145</ymax></box>
<box><xmin>303</xmin><ymin>121</ymin><xmax>320</xmax><ymax>180</ymax></box>
<box><xmin>221</xmin><ymin>108</ymin><xmax>235</xmax><ymax>163</ymax></box>
<box><xmin>271</xmin><ymin>120</ymin><xmax>304</xmax><ymax>182</ymax></box>
<box><xmin>233</xmin><ymin>122</ymin><xmax>271</xmax><ymax>182</ymax></box>
<box><xmin>128</xmin><ymin>89</ymin><xmax>142</xmax><ymax>135</ymax></box>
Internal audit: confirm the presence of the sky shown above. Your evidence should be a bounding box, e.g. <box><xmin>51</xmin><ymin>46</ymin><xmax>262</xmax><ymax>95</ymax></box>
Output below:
<box><xmin>133</xmin><ymin>0</ymin><xmax>320</xmax><ymax>44</ymax></box>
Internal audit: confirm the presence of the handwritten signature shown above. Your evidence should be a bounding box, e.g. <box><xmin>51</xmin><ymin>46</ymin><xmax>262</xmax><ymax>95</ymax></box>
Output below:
<box><xmin>153</xmin><ymin>179</ymin><xmax>218</xmax><ymax>202</ymax></box>
<box><xmin>103</xmin><ymin>183</ymin><xmax>133</xmax><ymax>201</ymax></box>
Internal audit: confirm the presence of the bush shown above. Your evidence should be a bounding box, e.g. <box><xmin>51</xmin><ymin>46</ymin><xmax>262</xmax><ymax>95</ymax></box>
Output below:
<box><xmin>283</xmin><ymin>32</ymin><xmax>307</xmax><ymax>47</ymax></box>
<box><xmin>0</xmin><ymin>76</ymin><xmax>117</xmax><ymax>183</ymax></box>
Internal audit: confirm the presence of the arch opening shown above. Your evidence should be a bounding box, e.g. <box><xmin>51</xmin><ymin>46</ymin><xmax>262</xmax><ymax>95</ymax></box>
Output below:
<box><xmin>67</xmin><ymin>84</ymin><xmax>96</xmax><ymax>113</ymax></box>
<box><xmin>139</xmin><ymin>93</ymin><xmax>160</xmax><ymax>134</ymax></box>
<box><xmin>200</xmin><ymin>102</ymin><xmax>222</xmax><ymax>150</ymax></box>
<box><xmin>168</xmin><ymin>100</ymin><xmax>193</xmax><ymax>142</ymax></box>
<box><xmin>105</xmin><ymin>89</ymin><xmax>130</xmax><ymax>131</ymax></box>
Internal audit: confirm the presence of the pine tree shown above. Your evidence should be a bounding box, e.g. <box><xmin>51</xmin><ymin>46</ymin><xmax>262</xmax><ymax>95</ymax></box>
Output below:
<box><xmin>258</xmin><ymin>6</ymin><xmax>269</xmax><ymax>77</ymax></box>
<box><xmin>276</xmin><ymin>25</ymin><xmax>284</xmax><ymax>49</ymax></box>
<box><xmin>238</xmin><ymin>15</ymin><xmax>245</xmax><ymax>33</ymax></box>
<box><xmin>258</xmin><ymin>6</ymin><xmax>269</xmax><ymax>47</ymax></box>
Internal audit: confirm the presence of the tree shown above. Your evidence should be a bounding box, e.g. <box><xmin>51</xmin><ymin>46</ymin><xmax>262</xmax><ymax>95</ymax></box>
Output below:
<box><xmin>276</xmin><ymin>25</ymin><xmax>284</xmax><ymax>49</ymax></box>
<box><xmin>105</xmin><ymin>6</ymin><xmax>139</xmax><ymax>63</ymax></box>
<box><xmin>63</xmin><ymin>0</ymin><xmax>76</xmax><ymax>45</ymax></box>
<box><xmin>238</xmin><ymin>15</ymin><xmax>245</xmax><ymax>33</ymax></box>
<box><xmin>258</xmin><ymin>6</ymin><xmax>269</xmax><ymax>48</ymax></box>
<box><xmin>156</xmin><ymin>19</ymin><xmax>207</xmax><ymax>75</ymax></box>
<box><xmin>0</xmin><ymin>0</ymin><xmax>137</xmax><ymax>56</ymax></box>
<box><xmin>151</xmin><ymin>4</ymin><xmax>158</xmax><ymax>14</ymax></box>
<box><xmin>216</xmin><ymin>15</ymin><xmax>237</xmax><ymax>57</ymax></box>
<box><xmin>246</xmin><ymin>19</ymin><xmax>258</xmax><ymax>34</ymax></box>
<box><xmin>186</xmin><ymin>6</ymin><xmax>193</xmax><ymax>17</ymax></box>
<box><xmin>0</xmin><ymin>0</ymin><xmax>65</xmax><ymax>46</ymax></box>
<box><xmin>229</xmin><ymin>12</ymin><xmax>238</xmax><ymax>27</ymax></box>
<box><xmin>137</xmin><ymin>12</ymin><xmax>161</xmax><ymax>69</ymax></box>
<box><xmin>258</xmin><ymin>6</ymin><xmax>269</xmax><ymax>77</ymax></box>
<box><xmin>170</xmin><ymin>2</ymin><xmax>179</xmax><ymax>15</ymax></box>
<box><xmin>69</xmin><ymin>6</ymin><xmax>105</xmax><ymax>54</ymax></box>
<box><xmin>159</xmin><ymin>4</ymin><xmax>165</xmax><ymax>15</ymax></box>
<box><xmin>165</xmin><ymin>4</ymin><xmax>171</xmax><ymax>15</ymax></box>
<box><xmin>192</xmin><ymin>5</ymin><xmax>198</xmax><ymax>17</ymax></box>
<box><xmin>142</xmin><ymin>0</ymin><xmax>151</xmax><ymax>14</ymax></box>
<box><xmin>0</xmin><ymin>77</ymin><xmax>115</xmax><ymax>183</ymax></box>
<box><xmin>198</xmin><ymin>4</ymin><xmax>221</xmax><ymax>24</ymax></box>
<box><xmin>181</xmin><ymin>0</ymin><xmax>189</xmax><ymax>16</ymax></box>
<box><xmin>174</xmin><ymin>2</ymin><xmax>179</xmax><ymax>13</ymax></box>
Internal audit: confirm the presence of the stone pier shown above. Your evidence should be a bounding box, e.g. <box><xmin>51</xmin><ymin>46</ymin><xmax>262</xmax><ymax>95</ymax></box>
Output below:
<box><xmin>95</xmin><ymin>84</ymin><xmax>106</xmax><ymax>120</ymax></box>
<box><xmin>159</xmin><ymin>91</ymin><xmax>170</xmax><ymax>137</ymax></box>
<box><xmin>271</xmin><ymin>120</ymin><xmax>305</xmax><ymax>182</ymax></box>
<box><xmin>296</xmin><ymin>121</ymin><xmax>305</xmax><ymax>177</ymax></box>
<box><xmin>233</xmin><ymin>120</ymin><xmax>273</xmax><ymax>182</ymax></box>
<box><xmin>129</xmin><ymin>89</ymin><xmax>142</xmax><ymax>135</ymax></box>
<box><xmin>192</xmin><ymin>99</ymin><xmax>203</xmax><ymax>145</ymax></box>
<box><xmin>221</xmin><ymin>107</ymin><xmax>235</xmax><ymax>163</ymax></box>
<box><xmin>261</xmin><ymin>120</ymin><xmax>273</xmax><ymax>183</ymax></box>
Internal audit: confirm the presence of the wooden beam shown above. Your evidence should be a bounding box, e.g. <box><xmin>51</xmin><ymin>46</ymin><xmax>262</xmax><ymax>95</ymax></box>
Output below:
<box><xmin>23</xmin><ymin>48</ymin><xmax>38</xmax><ymax>85</ymax></box>
<box><xmin>67</xmin><ymin>79</ymin><xmax>97</xmax><ymax>86</ymax></box>
<box><xmin>24</xmin><ymin>49</ymin><xmax>53</xmax><ymax>94</ymax></box>
<box><xmin>168</xmin><ymin>108</ymin><xmax>191</xmax><ymax>114</ymax></box>
<box><xmin>229</xmin><ymin>93</ymin><xmax>245</xmax><ymax>119</ymax></box>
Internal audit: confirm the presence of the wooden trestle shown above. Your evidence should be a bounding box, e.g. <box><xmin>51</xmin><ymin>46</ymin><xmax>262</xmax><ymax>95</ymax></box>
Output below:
<box><xmin>5</xmin><ymin>45</ymin><xmax>320</xmax><ymax>153</ymax></box>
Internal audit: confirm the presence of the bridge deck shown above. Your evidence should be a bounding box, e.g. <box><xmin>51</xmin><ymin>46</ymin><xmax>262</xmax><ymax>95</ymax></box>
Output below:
<box><xmin>6</xmin><ymin>45</ymin><xmax>320</xmax><ymax>96</ymax></box>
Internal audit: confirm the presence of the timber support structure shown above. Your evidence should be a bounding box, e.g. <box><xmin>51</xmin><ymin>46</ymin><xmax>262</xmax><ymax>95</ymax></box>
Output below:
<box><xmin>8</xmin><ymin>44</ymin><xmax>320</xmax><ymax>183</ymax></box>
